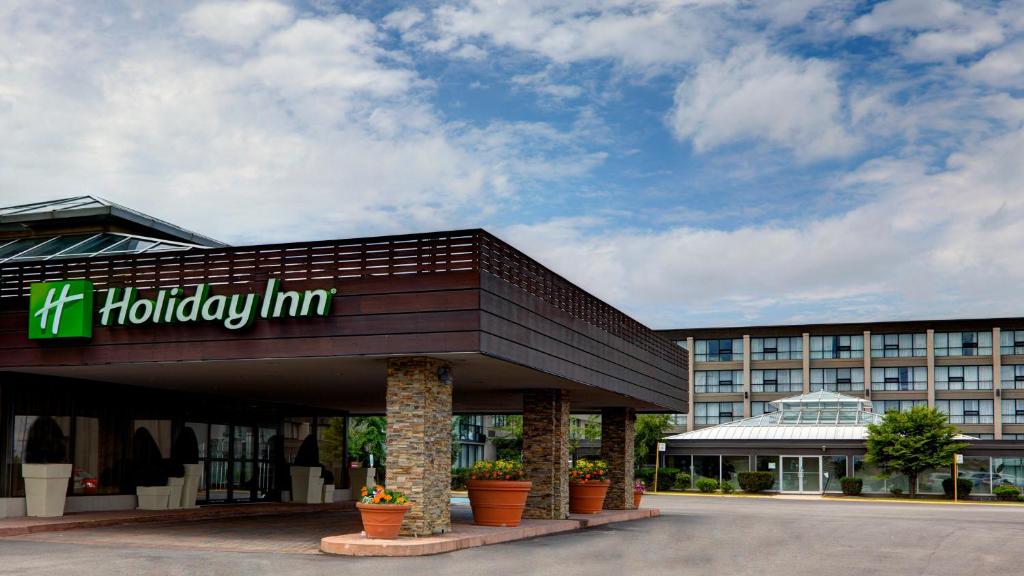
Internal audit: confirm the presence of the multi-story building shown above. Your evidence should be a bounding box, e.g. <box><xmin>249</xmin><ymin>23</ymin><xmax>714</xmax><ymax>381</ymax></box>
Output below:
<box><xmin>658</xmin><ymin>320</ymin><xmax>1024</xmax><ymax>441</ymax></box>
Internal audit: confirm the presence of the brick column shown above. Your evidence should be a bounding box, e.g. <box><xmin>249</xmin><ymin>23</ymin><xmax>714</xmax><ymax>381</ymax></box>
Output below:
<box><xmin>522</xmin><ymin>389</ymin><xmax>570</xmax><ymax>519</ymax></box>
<box><xmin>385</xmin><ymin>357</ymin><xmax>452</xmax><ymax>536</ymax></box>
<box><xmin>601</xmin><ymin>407</ymin><xmax>636</xmax><ymax>510</ymax></box>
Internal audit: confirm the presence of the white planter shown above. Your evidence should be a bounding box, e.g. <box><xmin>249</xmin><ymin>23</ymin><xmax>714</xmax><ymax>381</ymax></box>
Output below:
<box><xmin>322</xmin><ymin>484</ymin><xmax>335</xmax><ymax>504</ymax></box>
<box><xmin>290</xmin><ymin>466</ymin><xmax>323</xmax><ymax>504</ymax></box>
<box><xmin>22</xmin><ymin>463</ymin><xmax>72</xmax><ymax>518</ymax></box>
<box><xmin>166</xmin><ymin>477</ymin><xmax>184</xmax><ymax>510</ymax></box>
<box><xmin>181</xmin><ymin>463</ymin><xmax>202</xmax><ymax>509</ymax></box>
<box><xmin>137</xmin><ymin>486</ymin><xmax>171</xmax><ymax>510</ymax></box>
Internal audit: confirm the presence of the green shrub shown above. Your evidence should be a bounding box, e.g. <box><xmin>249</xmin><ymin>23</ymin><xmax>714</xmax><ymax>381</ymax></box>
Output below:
<box><xmin>673</xmin><ymin>472</ymin><xmax>692</xmax><ymax>491</ymax></box>
<box><xmin>451</xmin><ymin>468</ymin><xmax>469</xmax><ymax>490</ymax></box>
<box><xmin>942</xmin><ymin>478</ymin><xmax>973</xmax><ymax>499</ymax></box>
<box><xmin>720</xmin><ymin>482</ymin><xmax>735</xmax><ymax>494</ymax></box>
<box><xmin>737</xmin><ymin>471</ymin><xmax>774</xmax><ymax>493</ymax></box>
<box><xmin>993</xmin><ymin>484</ymin><xmax>1022</xmax><ymax>501</ymax></box>
<box><xmin>635</xmin><ymin>467</ymin><xmax>681</xmax><ymax>491</ymax></box>
<box><xmin>840</xmin><ymin>477</ymin><xmax>863</xmax><ymax>496</ymax></box>
<box><xmin>696</xmin><ymin>478</ymin><xmax>719</xmax><ymax>493</ymax></box>
<box><xmin>889</xmin><ymin>486</ymin><xmax>904</xmax><ymax>496</ymax></box>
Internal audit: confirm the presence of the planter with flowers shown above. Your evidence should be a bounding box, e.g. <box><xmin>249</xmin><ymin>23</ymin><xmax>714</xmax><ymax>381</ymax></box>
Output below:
<box><xmin>569</xmin><ymin>458</ymin><xmax>609</xmax><ymax>514</ymax></box>
<box><xmin>633</xmin><ymin>480</ymin><xmax>646</xmax><ymax>508</ymax></box>
<box><xmin>356</xmin><ymin>485</ymin><xmax>410</xmax><ymax>540</ymax></box>
<box><xmin>466</xmin><ymin>459</ymin><xmax>532</xmax><ymax>527</ymax></box>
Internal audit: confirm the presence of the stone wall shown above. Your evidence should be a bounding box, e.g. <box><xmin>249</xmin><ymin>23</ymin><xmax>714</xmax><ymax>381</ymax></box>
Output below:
<box><xmin>522</xmin><ymin>389</ymin><xmax>570</xmax><ymax>519</ymax></box>
<box><xmin>385</xmin><ymin>357</ymin><xmax>452</xmax><ymax>535</ymax></box>
<box><xmin>601</xmin><ymin>407</ymin><xmax>636</xmax><ymax>510</ymax></box>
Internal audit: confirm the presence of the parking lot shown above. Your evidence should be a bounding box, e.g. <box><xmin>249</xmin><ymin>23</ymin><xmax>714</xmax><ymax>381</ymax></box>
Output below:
<box><xmin>0</xmin><ymin>495</ymin><xmax>1022</xmax><ymax>575</ymax></box>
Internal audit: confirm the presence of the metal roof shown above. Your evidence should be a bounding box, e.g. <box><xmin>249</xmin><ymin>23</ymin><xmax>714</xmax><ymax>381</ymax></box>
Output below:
<box><xmin>667</xmin><ymin>391</ymin><xmax>975</xmax><ymax>442</ymax></box>
<box><xmin>0</xmin><ymin>196</ymin><xmax>225</xmax><ymax>247</ymax></box>
<box><xmin>0</xmin><ymin>232</ymin><xmax>205</xmax><ymax>263</ymax></box>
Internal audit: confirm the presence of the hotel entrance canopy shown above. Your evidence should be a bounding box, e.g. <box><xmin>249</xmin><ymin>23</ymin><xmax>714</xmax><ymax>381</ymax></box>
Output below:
<box><xmin>0</xmin><ymin>225</ymin><xmax>688</xmax><ymax>414</ymax></box>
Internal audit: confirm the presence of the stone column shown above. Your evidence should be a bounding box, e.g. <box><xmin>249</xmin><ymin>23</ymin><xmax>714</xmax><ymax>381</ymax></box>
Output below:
<box><xmin>385</xmin><ymin>357</ymin><xmax>452</xmax><ymax>536</ymax></box>
<box><xmin>601</xmin><ymin>407</ymin><xmax>636</xmax><ymax>510</ymax></box>
<box><xmin>522</xmin><ymin>389</ymin><xmax>570</xmax><ymax>520</ymax></box>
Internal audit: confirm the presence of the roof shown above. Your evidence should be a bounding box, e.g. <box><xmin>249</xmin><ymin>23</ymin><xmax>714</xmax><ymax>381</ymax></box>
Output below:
<box><xmin>0</xmin><ymin>196</ymin><xmax>225</xmax><ymax>247</ymax></box>
<box><xmin>666</xmin><ymin>391</ymin><xmax>976</xmax><ymax>442</ymax></box>
<box><xmin>0</xmin><ymin>232</ymin><xmax>206</xmax><ymax>263</ymax></box>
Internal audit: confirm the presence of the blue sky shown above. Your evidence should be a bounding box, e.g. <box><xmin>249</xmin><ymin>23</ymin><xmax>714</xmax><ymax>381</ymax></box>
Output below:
<box><xmin>3</xmin><ymin>1</ymin><xmax>1024</xmax><ymax>328</ymax></box>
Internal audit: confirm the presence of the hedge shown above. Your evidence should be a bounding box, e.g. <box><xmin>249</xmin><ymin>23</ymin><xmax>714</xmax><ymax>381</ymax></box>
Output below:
<box><xmin>737</xmin><ymin>471</ymin><xmax>774</xmax><ymax>493</ymax></box>
<box><xmin>993</xmin><ymin>484</ymin><xmax>1021</xmax><ymax>501</ymax></box>
<box><xmin>942</xmin><ymin>478</ymin><xmax>973</xmax><ymax>499</ymax></box>
<box><xmin>696</xmin><ymin>478</ymin><xmax>719</xmax><ymax>493</ymax></box>
<box><xmin>840</xmin><ymin>477</ymin><xmax>863</xmax><ymax>496</ymax></box>
<box><xmin>635</xmin><ymin>467</ymin><xmax>681</xmax><ymax>491</ymax></box>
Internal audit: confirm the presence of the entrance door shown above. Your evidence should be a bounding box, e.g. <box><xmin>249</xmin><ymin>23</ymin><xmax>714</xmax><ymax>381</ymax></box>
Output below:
<box><xmin>188</xmin><ymin>421</ymin><xmax>280</xmax><ymax>503</ymax></box>
<box><xmin>780</xmin><ymin>456</ymin><xmax>822</xmax><ymax>494</ymax></box>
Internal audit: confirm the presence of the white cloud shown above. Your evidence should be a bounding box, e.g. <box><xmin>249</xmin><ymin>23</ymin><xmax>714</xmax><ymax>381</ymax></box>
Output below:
<box><xmin>668</xmin><ymin>44</ymin><xmax>860</xmax><ymax>161</ymax></box>
<box><xmin>965</xmin><ymin>42</ymin><xmax>1024</xmax><ymax>86</ymax></box>
<box><xmin>501</xmin><ymin>128</ymin><xmax>1024</xmax><ymax>327</ymax></box>
<box><xmin>182</xmin><ymin>0</ymin><xmax>295</xmax><ymax>47</ymax></box>
<box><xmin>849</xmin><ymin>0</ymin><xmax>964</xmax><ymax>34</ymax></box>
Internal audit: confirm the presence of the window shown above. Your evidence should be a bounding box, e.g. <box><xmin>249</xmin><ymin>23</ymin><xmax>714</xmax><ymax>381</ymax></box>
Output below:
<box><xmin>935</xmin><ymin>399</ymin><xmax>994</xmax><ymax>424</ymax></box>
<box><xmin>1000</xmin><ymin>330</ymin><xmax>1024</xmax><ymax>356</ymax></box>
<box><xmin>810</xmin><ymin>335</ymin><xmax>864</xmax><ymax>359</ymax></box>
<box><xmin>751</xmin><ymin>401</ymin><xmax>779</xmax><ymax>417</ymax></box>
<box><xmin>873</xmin><ymin>399</ymin><xmax>926</xmax><ymax>414</ymax></box>
<box><xmin>935</xmin><ymin>365</ymin><xmax>993</xmax><ymax>390</ymax></box>
<box><xmin>870</xmin><ymin>367</ymin><xmax>927</xmax><ymax>391</ymax></box>
<box><xmin>934</xmin><ymin>331</ymin><xmax>992</xmax><ymax>357</ymax></box>
<box><xmin>491</xmin><ymin>415</ymin><xmax>510</xmax><ymax>428</ymax></box>
<box><xmin>694</xmin><ymin>402</ymin><xmax>744</xmax><ymax>425</ymax></box>
<box><xmin>750</xmin><ymin>336</ymin><xmax>802</xmax><ymax>360</ymax></box>
<box><xmin>1001</xmin><ymin>365</ymin><xmax>1024</xmax><ymax>390</ymax></box>
<box><xmin>694</xmin><ymin>370</ymin><xmax>743</xmax><ymax>393</ymax></box>
<box><xmin>694</xmin><ymin>339</ymin><xmax>743</xmax><ymax>362</ymax></box>
<box><xmin>1005</xmin><ymin>434</ymin><xmax>1024</xmax><ymax>440</ymax></box>
<box><xmin>870</xmin><ymin>333</ymin><xmax>926</xmax><ymax>358</ymax></box>
<box><xmin>1002</xmin><ymin>399</ymin><xmax>1024</xmax><ymax>424</ymax></box>
<box><xmin>751</xmin><ymin>369</ymin><xmax>803</xmax><ymax>392</ymax></box>
<box><xmin>810</xmin><ymin>368</ymin><xmax>865</xmax><ymax>392</ymax></box>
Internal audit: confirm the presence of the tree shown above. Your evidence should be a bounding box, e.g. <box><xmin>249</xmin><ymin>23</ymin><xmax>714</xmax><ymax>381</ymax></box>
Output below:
<box><xmin>634</xmin><ymin>414</ymin><xmax>672</xmax><ymax>468</ymax></box>
<box><xmin>347</xmin><ymin>416</ymin><xmax>387</xmax><ymax>467</ymax></box>
<box><xmin>865</xmin><ymin>406</ymin><xmax>967</xmax><ymax>498</ymax></box>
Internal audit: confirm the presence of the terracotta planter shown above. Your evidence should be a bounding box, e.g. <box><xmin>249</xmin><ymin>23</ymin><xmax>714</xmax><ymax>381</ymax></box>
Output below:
<box><xmin>356</xmin><ymin>502</ymin><xmax>410</xmax><ymax>540</ymax></box>
<box><xmin>467</xmin><ymin>480</ymin><xmax>532</xmax><ymax>527</ymax></box>
<box><xmin>569</xmin><ymin>480</ymin><xmax>610</xmax><ymax>514</ymax></box>
<box><xmin>633</xmin><ymin>492</ymin><xmax>643</xmax><ymax>508</ymax></box>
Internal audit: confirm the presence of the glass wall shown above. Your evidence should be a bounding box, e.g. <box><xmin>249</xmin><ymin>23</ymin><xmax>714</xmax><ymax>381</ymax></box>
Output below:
<box><xmin>823</xmin><ymin>456</ymin><xmax>847</xmax><ymax>493</ymax></box>
<box><xmin>853</xmin><ymin>456</ymin><xmax>887</xmax><ymax>493</ymax></box>
<box><xmin>721</xmin><ymin>455</ymin><xmax>750</xmax><ymax>490</ymax></box>
<box><xmin>999</xmin><ymin>330</ymin><xmax>1024</xmax><ymax>356</ymax></box>
<box><xmin>810</xmin><ymin>368</ymin><xmax>865</xmax><ymax>392</ymax></box>
<box><xmin>1001</xmin><ymin>365</ymin><xmax>1024</xmax><ymax>390</ymax></box>
<box><xmin>934</xmin><ymin>331</ymin><xmax>992</xmax><ymax>356</ymax></box>
<box><xmin>694</xmin><ymin>339</ymin><xmax>744</xmax><ymax>362</ymax></box>
<box><xmin>871</xmin><ymin>333</ymin><xmax>927</xmax><ymax>358</ymax></box>
<box><xmin>935</xmin><ymin>400</ymin><xmax>994</xmax><ymax>424</ymax></box>
<box><xmin>694</xmin><ymin>402</ymin><xmax>744</xmax><ymax>426</ymax></box>
<box><xmin>755</xmin><ymin>455</ymin><xmax>780</xmax><ymax>490</ymax></box>
<box><xmin>993</xmin><ymin>458</ymin><xmax>1024</xmax><ymax>489</ymax></box>
<box><xmin>750</xmin><ymin>336</ymin><xmax>802</xmax><ymax>360</ymax></box>
<box><xmin>810</xmin><ymin>335</ymin><xmax>864</xmax><ymax>359</ymax></box>
<box><xmin>692</xmin><ymin>455</ymin><xmax>720</xmax><ymax>485</ymax></box>
<box><xmin>1003</xmin><ymin>399</ymin><xmax>1024</xmax><ymax>424</ymax></box>
<box><xmin>751</xmin><ymin>401</ymin><xmax>779</xmax><ymax>417</ymax></box>
<box><xmin>874</xmin><ymin>399</ymin><xmax>927</xmax><ymax>414</ymax></box>
<box><xmin>751</xmin><ymin>369</ymin><xmax>802</xmax><ymax>393</ymax></box>
<box><xmin>934</xmin><ymin>366</ymin><xmax>993</xmax><ymax>390</ymax></box>
<box><xmin>695</xmin><ymin>370</ymin><xmax>743</xmax><ymax>393</ymax></box>
<box><xmin>871</xmin><ymin>367</ymin><xmax>927</xmax><ymax>391</ymax></box>
<box><xmin>959</xmin><ymin>456</ymin><xmax>993</xmax><ymax>495</ymax></box>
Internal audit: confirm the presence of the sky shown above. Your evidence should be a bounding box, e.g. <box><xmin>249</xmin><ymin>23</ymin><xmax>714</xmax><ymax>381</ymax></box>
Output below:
<box><xmin>2</xmin><ymin>0</ymin><xmax>1024</xmax><ymax>329</ymax></box>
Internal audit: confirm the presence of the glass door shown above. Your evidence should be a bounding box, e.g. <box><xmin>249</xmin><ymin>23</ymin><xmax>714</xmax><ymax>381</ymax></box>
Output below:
<box><xmin>780</xmin><ymin>456</ymin><xmax>823</xmax><ymax>493</ymax></box>
<box><xmin>231</xmin><ymin>426</ymin><xmax>255</xmax><ymax>502</ymax></box>
<box><xmin>189</xmin><ymin>422</ymin><xmax>281</xmax><ymax>503</ymax></box>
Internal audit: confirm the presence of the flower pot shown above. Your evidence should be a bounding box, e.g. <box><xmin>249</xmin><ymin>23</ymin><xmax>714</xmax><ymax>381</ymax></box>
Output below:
<box><xmin>633</xmin><ymin>492</ymin><xmax>643</xmax><ymax>508</ymax></box>
<box><xmin>181</xmin><ymin>463</ymin><xmax>203</xmax><ymax>508</ymax></box>
<box><xmin>137</xmin><ymin>485</ymin><xmax>171</xmax><ymax>510</ymax></box>
<box><xmin>467</xmin><ymin>480</ymin><xmax>532</xmax><ymax>527</ymax></box>
<box><xmin>290</xmin><ymin>466</ymin><xmax>324</xmax><ymax>504</ymax></box>
<box><xmin>356</xmin><ymin>502</ymin><xmax>410</xmax><ymax>540</ymax></box>
<box><xmin>569</xmin><ymin>480</ymin><xmax>610</xmax><ymax>514</ymax></box>
<box><xmin>166</xmin><ymin>477</ymin><xmax>184</xmax><ymax>510</ymax></box>
<box><xmin>22</xmin><ymin>463</ymin><xmax>72</xmax><ymax>518</ymax></box>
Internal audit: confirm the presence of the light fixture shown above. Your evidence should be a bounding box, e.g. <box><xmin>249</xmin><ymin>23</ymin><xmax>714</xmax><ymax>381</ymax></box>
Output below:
<box><xmin>437</xmin><ymin>366</ymin><xmax>454</xmax><ymax>386</ymax></box>
<box><xmin>821</xmin><ymin>445</ymin><xmax>827</xmax><ymax>453</ymax></box>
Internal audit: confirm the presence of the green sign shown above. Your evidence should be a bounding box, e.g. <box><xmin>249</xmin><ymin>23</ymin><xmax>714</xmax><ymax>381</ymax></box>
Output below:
<box><xmin>28</xmin><ymin>278</ymin><xmax>335</xmax><ymax>339</ymax></box>
<box><xmin>29</xmin><ymin>280</ymin><xmax>95</xmax><ymax>339</ymax></box>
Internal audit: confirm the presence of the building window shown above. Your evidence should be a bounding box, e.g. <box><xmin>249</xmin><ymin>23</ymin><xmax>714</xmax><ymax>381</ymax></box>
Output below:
<box><xmin>999</xmin><ymin>330</ymin><xmax>1024</xmax><ymax>356</ymax></box>
<box><xmin>454</xmin><ymin>443</ymin><xmax>483</xmax><ymax>468</ymax></box>
<box><xmin>1001</xmin><ymin>365</ymin><xmax>1024</xmax><ymax>390</ymax></box>
<box><xmin>750</xmin><ymin>336</ymin><xmax>802</xmax><ymax>360</ymax></box>
<box><xmin>935</xmin><ymin>365</ymin><xmax>993</xmax><ymax>390</ymax></box>
<box><xmin>870</xmin><ymin>367</ymin><xmax>927</xmax><ymax>391</ymax></box>
<box><xmin>751</xmin><ymin>369</ymin><xmax>803</xmax><ymax>393</ymax></box>
<box><xmin>751</xmin><ymin>401</ymin><xmax>778</xmax><ymax>417</ymax></box>
<box><xmin>695</xmin><ymin>370</ymin><xmax>743</xmax><ymax>393</ymax></box>
<box><xmin>810</xmin><ymin>368</ymin><xmax>865</xmax><ymax>392</ymax></box>
<box><xmin>694</xmin><ymin>402</ymin><xmax>744</xmax><ymax>425</ymax></box>
<box><xmin>1004</xmin><ymin>434</ymin><xmax>1024</xmax><ymax>440</ymax></box>
<box><xmin>1002</xmin><ymin>399</ymin><xmax>1024</xmax><ymax>425</ymax></box>
<box><xmin>974</xmin><ymin>434</ymin><xmax>995</xmax><ymax>440</ymax></box>
<box><xmin>694</xmin><ymin>339</ymin><xmax>744</xmax><ymax>362</ymax></box>
<box><xmin>873</xmin><ymin>399</ymin><xmax>926</xmax><ymax>414</ymax></box>
<box><xmin>935</xmin><ymin>399</ymin><xmax>994</xmax><ymax>424</ymax></box>
<box><xmin>491</xmin><ymin>415</ymin><xmax>510</xmax><ymax>428</ymax></box>
<box><xmin>934</xmin><ymin>331</ymin><xmax>992</xmax><ymax>357</ymax></box>
<box><xmin>810</xmin><ymin>335</ymin><xmax>864</xmax><ymax>359</ymax></box>
<box><xmin>870</xmin><ymin>333</ymin><xmax>926</xmax><ymax>358</ymax></box>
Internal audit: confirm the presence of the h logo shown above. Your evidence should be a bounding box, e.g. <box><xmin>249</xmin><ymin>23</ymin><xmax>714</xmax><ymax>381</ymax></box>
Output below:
<box><xmin>29</xmin><ymin>280</ymin><xmax>94</xmax><ymax>339</ymax></box>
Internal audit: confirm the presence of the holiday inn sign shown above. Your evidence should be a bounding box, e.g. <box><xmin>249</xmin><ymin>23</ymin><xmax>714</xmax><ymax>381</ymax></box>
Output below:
<box><xmin>28</xmin><ymin>278</ymin><xmax>336</xmax><ymax>339</ymax></box>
